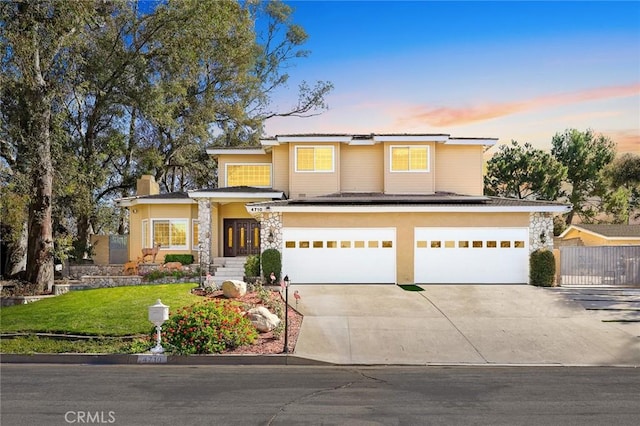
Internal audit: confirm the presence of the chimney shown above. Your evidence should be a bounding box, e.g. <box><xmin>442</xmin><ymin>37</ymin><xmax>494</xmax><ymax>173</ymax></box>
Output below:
<box><xmin>136</xmin><ymin>175</ymin><xmax>160</xmax><ymax>196</ymax></box>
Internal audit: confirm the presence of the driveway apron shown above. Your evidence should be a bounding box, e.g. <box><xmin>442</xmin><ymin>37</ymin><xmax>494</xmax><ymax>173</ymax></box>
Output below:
<box><xmin>290</xmin><ymin>284</ymin><xmax>640</xmax><ymax>366</ymax></box>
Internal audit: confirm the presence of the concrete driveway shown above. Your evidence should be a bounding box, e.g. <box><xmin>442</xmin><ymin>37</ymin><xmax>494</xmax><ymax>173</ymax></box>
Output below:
<box><xmin>290</xmin><ymin>284</ymin><xmax>640</xmax><ymax>366</ymax></box>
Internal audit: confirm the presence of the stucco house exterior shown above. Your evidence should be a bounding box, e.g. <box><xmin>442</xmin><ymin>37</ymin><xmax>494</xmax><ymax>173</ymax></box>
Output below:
<box><xmin>116</xmin><ymin>133</ymin><xmax>571</xmax><ymax>284</ymax></box>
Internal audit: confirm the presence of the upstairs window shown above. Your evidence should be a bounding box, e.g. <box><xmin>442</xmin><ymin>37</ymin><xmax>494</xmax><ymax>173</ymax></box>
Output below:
<box><xmin>295</xmin><ymin>146</ymin><xmax>334</xmax><ymax>172</ymax></box>
<box><xmin>226</xmin><ymin>164</ymin><xmax>272</xmax><ymax>187</ymax></box>
<box><xmin>391</xmin><ymin>146</ymin><xmax>429</xmax><ymax>172</ymax></box>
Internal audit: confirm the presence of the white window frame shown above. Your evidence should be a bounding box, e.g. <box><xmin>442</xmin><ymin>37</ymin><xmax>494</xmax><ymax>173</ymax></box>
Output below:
<box><xmin>294</xmin><ymin>146</ymin><xmax>335</xmax><ymax>173</ymax></box>
<box><xmin>151</xmin><ymin>218</ymin><xmax>189</xmax><ymax>250</ymax></box>
<box><xmin>192</xmin><ymin>219</ymin><xmax>200</xmax><ymax>251</ymax></box>
<box><xmin>141</xmin><ymin>219</ymin><xmax>149</xmax><ymax>248</ymax></box>
<box><xmin>390</xmin><ymin>145</ymin><xmax>430</xmax><ymax>173</ymax></box>
<box><xmin>224</xmin><ymin>163</ymin><xmax>273</xmax><ymax>188</ymax></box>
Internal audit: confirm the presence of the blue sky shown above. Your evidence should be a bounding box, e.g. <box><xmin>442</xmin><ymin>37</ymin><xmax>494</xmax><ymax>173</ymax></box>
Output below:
<box><xmin>264</xmin><ymin>1</ymin><xmax>640</xmax><ymax>153</ymax></box>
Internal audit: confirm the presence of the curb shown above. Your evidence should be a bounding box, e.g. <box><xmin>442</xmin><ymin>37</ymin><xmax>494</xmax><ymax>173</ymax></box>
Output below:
<box><xmin>2</xmin><ymin>354</ymin><xmax>637</xmax><ymax>368</ymax></box>
<box><xmin>0</xmin><ymin>353</ymin><xmax>330</xmax><ymax>366</ymax></box>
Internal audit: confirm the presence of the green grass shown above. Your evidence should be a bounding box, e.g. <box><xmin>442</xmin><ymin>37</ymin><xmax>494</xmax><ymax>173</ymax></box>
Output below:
<box><xmin>0</xmin><ymin>335</ymin><xmax>149</xmax><ymax>354</ymax></box>
<box><xmin>0</xmin><ymin>284</ymin><xmax>201</xmax><ymax>336</ymax></box>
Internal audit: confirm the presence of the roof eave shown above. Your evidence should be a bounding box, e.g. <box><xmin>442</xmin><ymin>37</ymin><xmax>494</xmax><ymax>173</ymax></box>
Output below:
<box><xmin>247</xmin><ymin>204</ymin><xmax>572</xmax><ymax>214</ymax></box>
<box><xmin>189</xmin><ymin>191</ymin><xmax>284</xmax><ymax>200</ymax></box>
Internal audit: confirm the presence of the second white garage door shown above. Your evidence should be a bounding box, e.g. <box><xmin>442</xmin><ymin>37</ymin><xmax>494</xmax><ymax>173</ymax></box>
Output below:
<box><xmin>282</xmin><ymin>228</ymin><xmax>396</xmax><ymax>284</ymax></box>
<box><xmin>415</xmin><ymin>227</ymin><xmax>529</xmax><ymax>284</ymax></box>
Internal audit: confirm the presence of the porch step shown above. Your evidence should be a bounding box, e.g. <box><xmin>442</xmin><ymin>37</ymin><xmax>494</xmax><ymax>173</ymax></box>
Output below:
<box><xmin>212</xmin><ymin>257</ymin><xmax>248</xmax><ymax>267</ymax></box>
<box><xmin>211</xmin><ymin>257</ymin><xmax>247</xmax><ymax>283</ymax></box>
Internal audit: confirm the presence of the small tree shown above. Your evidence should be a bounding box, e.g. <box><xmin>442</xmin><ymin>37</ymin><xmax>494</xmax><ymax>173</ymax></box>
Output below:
<box><xmin>530</xmin><ymin>249</ymin><xmax>556</xmax><ymax>287</ymax></box>
<box><xmin>261</xmin><ymin>248</ymin><xmax>282</xmax><ymax>283</ymax></box>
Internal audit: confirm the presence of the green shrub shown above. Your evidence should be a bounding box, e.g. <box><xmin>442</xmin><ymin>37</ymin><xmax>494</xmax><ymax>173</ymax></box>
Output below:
<box><xmin>164</xmin><ymin>254</ymin><xmax>194</xmax><ymax>265</ymax></box>
<box><xmin>159</xmin><ymin>300</ymin><xmax>258</xmax><ymax>354</ymax></box>
<box><xmin>142</xmin><ymin>269</ymin><xmax>198</xmax><ymax>282</ymax></box>
<box><xmin>261</xmin><ymin>248</ymin><xmax>281</xmax><ymax>282</ymax></box>
<box><xmin>244</xmin><ymin>255</ymin><xmax>260</xmax><ymax>278</ymax></box>
<box><xmin>530</xmin><ymin>249</ymin><xmax>556</xmax><ymax>287</ymax></box>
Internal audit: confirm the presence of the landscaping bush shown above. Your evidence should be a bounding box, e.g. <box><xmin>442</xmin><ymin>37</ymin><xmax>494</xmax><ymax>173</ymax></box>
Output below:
<box><xmin>142</xmin><ymin>269</ymin><xmax>198</xmax><ymax>282</ymax></box>
<box><xmin>164</xmin><ymin>254</ymin><xmax>194</xmax><ymax>265</ymax></box>
<box><xmin>159</xmin><ymin>300</ymin><xmax>258</xmax><ymax>355</ymax></box>
<box><xmin>261</xmin><ymin>248</ymin><xmax>281</xmax><ymax>282</ymax></box>
<box><xmin>244</xmin><ymin>255</ymin><xmax>260</xmax><ymax>278</ymax></box>
<box><xmin>530</xmin><ymin>249</ymin><xmax>556</xmax><ymax>287</ymax></box>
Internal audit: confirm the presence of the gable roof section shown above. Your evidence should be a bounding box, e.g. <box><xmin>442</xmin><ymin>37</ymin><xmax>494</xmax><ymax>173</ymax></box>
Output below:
<box><xmin>188</xmin><ymin>186</ymin><xmax>284</xmax><ymax>199</ymax></box>
<box><xmin>246</xmin><ymin>193</ymin><xmax>571</xmax><ymax>214</ymax></box>
<box><xmin>115</xmin><ymin>191</ymin><xmax>195</xmax><ymax>207</ymax></box>
<box><xmin>116</xmin><ymin>187</ymin><xmax>284</xmax><ymax>207</ymax></box>
<box><xmin>257</xmin><ymin>133</ymin><xmax>498</xmax><ymax>147</ymax></box>
<box><xmin>559</xmin><ymin>224</ymin><xmax>640</xmax><ymax>240</ymax></box>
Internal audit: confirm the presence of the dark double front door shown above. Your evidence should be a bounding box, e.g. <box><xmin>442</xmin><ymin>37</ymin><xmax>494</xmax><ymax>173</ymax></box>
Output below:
<box><xmin>223</xmin><ymin>219</ymin><xmax>260</xmax><ymax>257</ymax></box>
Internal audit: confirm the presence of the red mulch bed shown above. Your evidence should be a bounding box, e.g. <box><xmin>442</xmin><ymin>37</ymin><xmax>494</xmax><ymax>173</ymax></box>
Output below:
<box><xmin>191</xmin><ymin>288</ymin><xmax>303</xmax><ymax>354</ymax></box>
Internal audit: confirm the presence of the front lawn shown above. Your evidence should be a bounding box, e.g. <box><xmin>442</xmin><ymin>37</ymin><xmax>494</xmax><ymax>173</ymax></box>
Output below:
<box><xmin>0</xmin><ymin>283</ymin><xmax>200</xmax><ymax>336</ymax></box>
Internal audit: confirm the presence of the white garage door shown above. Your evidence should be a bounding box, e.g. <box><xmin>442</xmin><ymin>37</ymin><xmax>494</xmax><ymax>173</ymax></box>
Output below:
<box><xmin>282</xmin><ymin>228</ymin><xmax>396</xmax><ymax>284</ymax></box>
<box><xmin>415</xmin><ymin>227</ymin><xmax>529</xmax><ymax>284</ymax></box>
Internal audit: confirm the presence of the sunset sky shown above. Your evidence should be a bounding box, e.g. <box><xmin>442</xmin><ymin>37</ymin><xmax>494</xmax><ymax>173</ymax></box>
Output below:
<box><xmin>264</xmin><ymin>1</ymin><xmax>640</xmax><ymax>154</ymax></box>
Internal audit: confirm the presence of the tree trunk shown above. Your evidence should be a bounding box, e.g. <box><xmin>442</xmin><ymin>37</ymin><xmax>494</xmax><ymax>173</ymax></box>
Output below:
<box><xmin>25</xmin><ymin>90</ymin><xmax>55</xmax><ymax>293</ymax></box>
<box><xmin>5</xmin><ymin>222</ymin><xmax>28</xmax><ymax>278</ymax></box>
<box><xmin>75</xmin><ymin>214</ymin><xmax>91</xmax><ymax>260</ymax></box>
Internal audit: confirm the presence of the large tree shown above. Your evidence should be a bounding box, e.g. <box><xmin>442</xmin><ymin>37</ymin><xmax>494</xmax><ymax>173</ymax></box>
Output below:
<box><xmin>1</xmin><ymin>0</ymin><xmax>332</xmax><ymax>282</ymax></box>
<box><xmin>1</xmin><ymin>1</ymin><xmax>102</xmax><ymax>291</ymax></box>
<box><xmin>484</xmin><ymin>140</ymin><xmax>567</xmax><ymax>200</ymax></box>
<box><xmin>551</xmin><ymin>129</ymin><xmax>617</xmax><ymax>225</ymax></box>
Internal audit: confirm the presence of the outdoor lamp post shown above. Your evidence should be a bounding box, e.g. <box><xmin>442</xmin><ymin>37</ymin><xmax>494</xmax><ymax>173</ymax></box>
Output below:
<box><xmin>148</xmin><ymin>299</ymin><xmax>169</xmax><ymax>354</ymax></box>
<box><xmin>283</xmin><ymin>275</ymin><xmax>290</xmax><ymax>354</ymax></box>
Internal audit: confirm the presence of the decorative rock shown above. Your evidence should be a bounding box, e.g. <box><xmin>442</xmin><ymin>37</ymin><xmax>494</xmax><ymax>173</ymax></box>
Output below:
<box><xmin>247</xmin><ymin>306</ymin><xmax>281</xmax><ymax>332</ymax></box>
<box><xmin>222</xmin><ymin>280</ymin><xmax>247</xmax><ymax>299</ymax></box>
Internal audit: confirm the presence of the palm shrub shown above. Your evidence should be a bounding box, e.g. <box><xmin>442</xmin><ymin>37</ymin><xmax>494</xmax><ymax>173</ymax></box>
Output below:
<box><xmin>261</xmin><ymin>248</ymin><xmax>281</xmax><ymax>282</ymax></box>
<box><xmin>530</xmin><ymin>249</ymin><xmax>556</xmax><ymax>287</ymax></box>
<box><xmin>158</xmin><ymin>300</ymin><xmax>258</xmax><ymax>354</ymax></box>
<box><xmin>244</xmin><ymin>255</ymin><xmax>260</xmax><ymax>278</ymax></box>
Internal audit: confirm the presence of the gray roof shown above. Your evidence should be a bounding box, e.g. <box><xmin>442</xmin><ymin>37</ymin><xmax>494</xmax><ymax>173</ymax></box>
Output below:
<box><xmin>190</xmin><ymin>186</ymin><xmax>282</xmax><ymax>194</ymax></box>
<box><xmin>253</xmin><ymin>192</ymin><xmax>571</xmax><ymax>208</ymax></box>
<box><xmin>572</xmin><ymin>224</ymin><xmax>640</xmax><ymax>238</ymax></box>
<box><xmin>134</xmin><ymin>192</ymin><xmax>190</xmax><ymax>200</ymax></box>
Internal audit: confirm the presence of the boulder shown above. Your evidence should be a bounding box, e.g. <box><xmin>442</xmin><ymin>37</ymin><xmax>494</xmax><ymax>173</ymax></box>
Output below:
<box><xmin>247</xmin><ymin>306</ymin><xmax>281</xmax><ymax>332</ymax></box>
<box><xmin>221</xmin><ymin>280</ymin><xmax>247</xmax><ymax>299</ymax></box>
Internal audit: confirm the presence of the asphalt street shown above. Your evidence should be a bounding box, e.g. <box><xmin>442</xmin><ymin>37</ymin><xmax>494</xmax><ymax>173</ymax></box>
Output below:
<box><xmin>1</xmin><ymin>365</ymin><xmax>639</xmax><ymax>425</ymax></box>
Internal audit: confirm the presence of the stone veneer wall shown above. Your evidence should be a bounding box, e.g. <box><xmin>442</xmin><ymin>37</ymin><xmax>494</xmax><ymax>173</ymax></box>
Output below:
<box><xmin>197</xmin><ymin>198</ymin><xmax>212</xmax><ymax>270</ymax></box>
<box><xmin>259</xmin><ymin>212</ymin><xmax>283</xmax><ymax>252</ymax></box>
<box><xmin>69</xmin><ymin>264</ymin><xmax>125</xmax><ymax>279</ymax></box>
<box><xmin>529</xmin><ymin>212</ymin><xmax>554</xmax><ymax>252</ymax></box>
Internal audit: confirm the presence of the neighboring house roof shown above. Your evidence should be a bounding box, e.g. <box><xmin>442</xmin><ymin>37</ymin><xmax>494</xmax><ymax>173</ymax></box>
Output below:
<box><xmin>559</xmin><ymin>224</ymin><xmax>640</xmax><ymax>240</ymax></box>
<box><xmin>246</xmin><ymin>193</ymin><xmax>571</xmax><ymax>214</ymax></box>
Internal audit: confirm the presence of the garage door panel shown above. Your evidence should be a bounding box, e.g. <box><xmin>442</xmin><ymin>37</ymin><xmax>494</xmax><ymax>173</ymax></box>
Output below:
<box><xmin>282</xmin><ymin>228</ymin><xmax>396</xmax><ymax>284</ymax></box>
<box><xmin>415</xmin><ymin>227</ymin><xmax>529</xmax><ymax>284</ymax></box>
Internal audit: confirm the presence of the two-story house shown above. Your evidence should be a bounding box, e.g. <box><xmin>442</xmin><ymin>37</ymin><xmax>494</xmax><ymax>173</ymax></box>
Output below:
<box><xmin>117</xmin><ymin>133</ymin><xmax>571</xmax><ymax>284</ymax></box>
